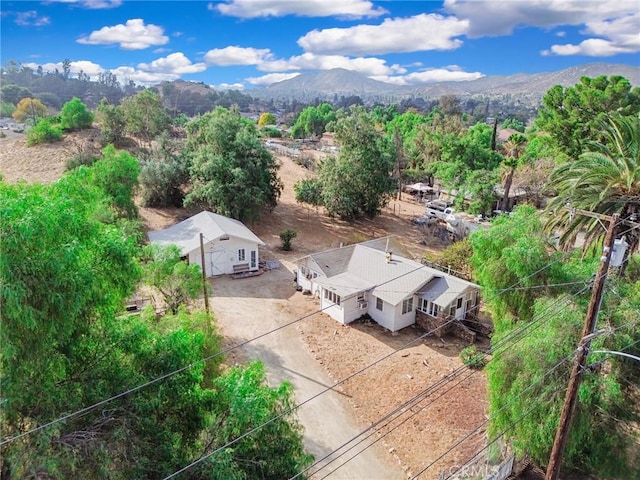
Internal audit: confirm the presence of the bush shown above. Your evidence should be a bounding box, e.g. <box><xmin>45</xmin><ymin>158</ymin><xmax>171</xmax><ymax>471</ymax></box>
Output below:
<box><xmin>280</xmin><ymin>230</ymin><xmax>297</xmax><ymax>251</ymax></box>
<box><xmin>26</xmin><ymin>118</ymin><xmax>62</xmax><ymax>145</ymax></box>
<box><xmin>60</xmin><ymin>97</ymin><xmax>94</xmax><ymax>131</ymax></box>
<box><xmin>460</xmin><ymin>345</ymin><xmax>486</xmax><ymax>369</ymax></box>
<box><xmin>260</xmin><ymin>126</ymin><xmax>281</xmax><ymax>138</ymax></box>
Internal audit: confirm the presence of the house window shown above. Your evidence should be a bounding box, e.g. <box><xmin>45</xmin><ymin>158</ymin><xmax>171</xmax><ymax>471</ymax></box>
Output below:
<box><xmin>238</xmin><ymin>248</ymin><xmax>246</xmax><ymax>261</ymax></box>
<box><xmin>323</xmin><ymin>289</ymin><xmax>341</xmax><ymax>306</ymax></box>
<box><xmin>456</xmin><ymin>297</ymin><xmax>463</xmax><ymax>309</ymax></box>
<box><xmin>376</xmin><ymin>297</ymin><xmax>383</xmax><ymax>311</ymax></box>
<box><xmin>419</xmin><ymin>298</ymin><xmax>439</xmax><ymax>317</ymax></box>
<box><xmin>250</xmin><ymin>250</ymin><xmax>257</xmax><ymax>268</ymax></box>
<box><xmin>402</xmin><ymin>297</ymin><xmax>414</xmax><ymax>315</ymax></box>
<box><xmin>357</xmin><ymin>293</ymin><xmax>365</xmax><ymax>303</ymax></box>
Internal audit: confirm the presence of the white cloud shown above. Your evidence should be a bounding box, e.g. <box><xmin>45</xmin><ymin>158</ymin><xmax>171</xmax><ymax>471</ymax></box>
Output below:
<box><xmin>373</xmin><ymin>67</ymin><xmax>484</xmax><ymax>86</ymax></box>
<box><xmin>212</xmin><ymin>0</ymin><xmax>385</xmax><ymax>19</ymax></box>
<box><xmin>110</xmin><ymin>66</ymin><xmax>179</xmax><ymax>85</ymax></box>
<box><xmin>298</xmin><ymin>14</ymin><xmax>468</xmax><ymax>56</ymax></box>
<box><xmin>543</xmin><ymin>13</ymin><xmax>640</xmax><ymax>56</ymax></box>
<box><xmin>245</xmin><ymin>72</ymin><xmax>301</xmax><ymax>86</ymax></box>
<box><xmin>23</xmin><ymin>60</ymin><xmax>104</xmax><ymax>78</ymax></box>
<box><xmin>214</xmin><ymin>82</ymin><xmax>246</xmax><ymax>90</ymax></box>
<box><xmin>14</xmin><ymin>11</ymin><xmax>50</xmax><ymax>26</ymax></box>
<box><xmin>443</xmin><ymin>0</ymin><xmax>638</xmax><ymax>37</ymax></box>
<box><xmin>138</xmin><ymin>52</ymin><xmax>207</xmax><ymax>74</ymax></box>
<box><xmin>204</xmin><ymin>46</ymin><xmax>273</xmax><ymax>66</ymax></box>
<box><xmin>45</xmin><ymin>0</ymin><xmax>122</xmax><ymax>9</ymax></box>
<box><xmin>77</xmin><ymin>18</ymin><xmax>169</xmax><ymax>50</ymax></box>
<box><xmin>259</xmin><ymin>52</ymin><xmax>406</xmax><ymax>76</ymax></box>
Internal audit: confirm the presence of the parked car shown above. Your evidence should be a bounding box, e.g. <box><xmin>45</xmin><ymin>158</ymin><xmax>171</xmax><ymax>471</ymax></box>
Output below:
<box><xmin>425</xmin><ymin>200</ymin><xmax>454</xmax><ymax>219</ymax></box>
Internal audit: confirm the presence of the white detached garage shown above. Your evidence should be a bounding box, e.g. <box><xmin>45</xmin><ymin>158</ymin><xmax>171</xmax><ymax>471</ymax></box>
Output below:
<box><xmin>148</xmin><ymin>211</ymin><xmax>265</xmax><ymax>277</ymax></box>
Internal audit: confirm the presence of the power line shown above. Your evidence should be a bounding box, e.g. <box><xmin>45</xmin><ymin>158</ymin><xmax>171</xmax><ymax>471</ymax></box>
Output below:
<box><xmin>3</xmin><ymin>254</ymin><xmax>562</xmax><ymax>446</ymax></box>
<box><xmin>159</xmin><ymin>260</ymin><xmax>574</xmax><ymax>479</ymax></box>
<box><xmin>161</xmin><ymin>318</ymin><xmax>459</xmax><ymax>480</ymax></box>
<box><xmin>444</xmin><ymin>333</ymin><xmax>640</xmax><ymax>480</ymax></box>
<box><xmin>299</xmin><ymin>289</ymin><xmax>589</xmax><ymax>479</ymax></box>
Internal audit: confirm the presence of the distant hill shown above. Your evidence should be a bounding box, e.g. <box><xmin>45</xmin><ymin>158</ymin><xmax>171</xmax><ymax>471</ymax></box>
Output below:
<box><xmin>265</xmin><ymin>68</ymin><xmax>403</xmax><ymax>95</ymax></box>
<box><xmin>250</xmin><ymin>63</ymin><xmax>640</xmax><ymax>104</ymax></box>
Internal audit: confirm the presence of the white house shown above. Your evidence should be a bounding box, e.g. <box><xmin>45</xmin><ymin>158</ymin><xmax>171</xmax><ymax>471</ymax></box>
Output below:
<box><xmin>295</xmin><ymin>238</ymin><xmax>480</xmax><ymax>333</ymax></box>
<box><xmin>148</xmin><ymin>211</ymin><xmax>264</xmax><ymax>277</ymax></box>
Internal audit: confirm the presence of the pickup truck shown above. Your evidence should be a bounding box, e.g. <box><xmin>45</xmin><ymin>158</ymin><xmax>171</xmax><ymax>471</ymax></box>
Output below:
<box><xmin>425</xmin><ymin>200</ymin><xmax>454</xmax><ymax>219</ymax></box>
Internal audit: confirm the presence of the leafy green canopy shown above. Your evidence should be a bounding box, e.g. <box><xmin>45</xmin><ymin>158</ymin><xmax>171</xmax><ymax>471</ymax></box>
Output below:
<box><xmin>545</xmin><ymin>113</ymin><xmax>640</xmax><ymax>270</ymax></box>
<box><xmin>185</xmin><ymin>106</ymin><xmax>283</xmax><ymax>222</ymax></box>
<box><xmin>1</xmin><ymin>171</ymin><xmax>312</xmax><ymax>478</ymax></box>
<box><xmin>535</xmin><ymin>75</ymin><xmax>640</xmax><ymax>160</ymax></box>
<box><xmin>60</xmin><ymin>97</ymin><xmax>94</xmax><ymax>130</ymax></box>
<box><xmin>316</xmin><ymin>106</ymin><xmax>395</xmax><ymax>220</ymax></box>
<box><xmin>470</xmin><ymin>206</ymin><xmax>639</xmax><ymax>478</ymax></box>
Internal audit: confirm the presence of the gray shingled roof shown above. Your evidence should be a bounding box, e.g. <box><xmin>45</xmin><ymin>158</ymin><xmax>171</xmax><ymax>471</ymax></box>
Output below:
<box><xmin>299</xmin><ymin>240</ymin><xmax>479</xmax><ymax>306</ymax></box>
<box><xmin>148</xmin><ymin>211</ymin><xmax>264</xmax><ymax>255</ymax></box>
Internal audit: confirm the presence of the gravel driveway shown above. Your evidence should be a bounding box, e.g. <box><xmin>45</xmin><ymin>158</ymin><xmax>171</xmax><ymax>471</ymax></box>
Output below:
<box><xmin>210</xmin><ymin>260</ymin><xmax>405</xmax><ymax>480</ymax></box>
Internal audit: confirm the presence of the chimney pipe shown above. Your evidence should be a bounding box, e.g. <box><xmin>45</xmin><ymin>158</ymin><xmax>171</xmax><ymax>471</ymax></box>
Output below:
<box><xmin>386</xmin><ymin>251</ymin><xmax>392</xmax><ymax>263</ymax></box>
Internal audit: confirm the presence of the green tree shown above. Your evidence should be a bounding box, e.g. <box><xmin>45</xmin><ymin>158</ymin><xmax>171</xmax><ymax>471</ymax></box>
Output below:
<box><xmin>60</xmin><ymin>96</ymin><xmax>94</xmax><ymax>130</ymax></box>
<box><xmin>488</xmin><ymin>287</ymin><xmax>639</xmax><ymax>478</ymax></box>
<box><xmin>291</xmin><ymin>103</ymin><xmax>335</xmax><ymax>138</ymax></box>
<box><xmin>1</xmin><ymin>83</ymin><xmax>32</xmax><ymax>105</ymax></box>
<box><xmin>258</xmin><ymin>111</ymin><xmax>277</xmax><ymax>126</ymax></box>
<box><xmin>90</xmin><ymin>144</ymin><xmax>141</xmax><ymax>218</ymax></box>
<box><xmin>279</xmin><ymin>229</ymin><xmax>297</xmax><ymax>251</ymax></box>
<box><xmin>499</xmin><ymin>133</ymin><xmax>527</xmax><ymax>212</ymax></box>
<box><xmin>316</xmin><ymin>107</ymin><xmax>395</xmax><ymax>220</ymax></box>
<box><xmin>120</xmin><ymin>89</ymin><xmax>171</xmax><ymax>147</ymax></box>
<box><xmin>545</xmin><ymin>113</ymin><xmax>640</xmax><ymax>269</ymax></box>
<box><xmin>0</xmin><ymin>174</ymin><xmax>313</xmax><ymax>479</ymax></box>
<box><xmin>26</xmin><ymin>117</ymin><xmax>63</xmax><ymax>145</ymax></box>
<box><xmin>143</xmin><ymin>244</ymin><xmax>205</xmax><ymax>314</ymax></box>
<box><xmin>12</xmin><ymin>97</ymin><xmax>47</xmax><ymax>123</ymax></box>
<box><xmin>96</xmin><ymin>98</ymin><xmax>126</xmax><ymax>146</ymax></box>
<box><xmin>294</xmin><ymin>178</ymin><xmax>323</xmax><ymax>208</ymax></box>
<box><xmin>185</xmin><ymin>107</ymin><xmax>283</xmax><ymax>222</ymax></box>
<box><xmin>535</xmin><ymin>75</ymin><xmax>640</xmax><ymax>159</ymax></box>
<box><xmin>139</xmin><ymin>131</ymin><xmax>189</xmax><ymax>207</ymax></box>
<box><xmin>200</xmin><ymin>362</ymin><xmax>314</xmax><ymax>479</ymax></box>
<box><xmin>469</xmin><ymin>205</ymin><xmax>564</xmax><ymax>325</ymax></box>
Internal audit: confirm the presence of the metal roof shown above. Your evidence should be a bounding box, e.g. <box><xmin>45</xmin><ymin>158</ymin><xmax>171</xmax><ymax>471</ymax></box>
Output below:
<box><xmin>298</xmin><ymin>239</ymin><xmax>479</xmax><ymax>307</ymax></box>
<box><xmin>148</xmin><ymin>211</ymin><xmax>264</xmax><ymax>255</ymax></box>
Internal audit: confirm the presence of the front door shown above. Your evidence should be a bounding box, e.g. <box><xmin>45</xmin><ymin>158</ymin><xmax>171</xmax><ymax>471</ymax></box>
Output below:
<box><xmin>250</xmin><ymin>250</ymin><xmax>257</xmax><ymax>269</ymax></box>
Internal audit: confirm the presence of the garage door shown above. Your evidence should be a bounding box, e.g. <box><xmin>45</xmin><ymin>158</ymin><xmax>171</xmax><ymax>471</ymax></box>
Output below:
<box><xmin>205</xmin><ymin>250</ymin><xmax>226</xmax><ymax>276</ymax></box>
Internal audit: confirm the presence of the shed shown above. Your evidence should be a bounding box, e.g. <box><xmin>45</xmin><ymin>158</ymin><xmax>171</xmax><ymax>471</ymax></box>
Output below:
<box><xmin>148</xmin><ymin>211</ymin><xmax>265</xmax><ymax>277</ymax></box>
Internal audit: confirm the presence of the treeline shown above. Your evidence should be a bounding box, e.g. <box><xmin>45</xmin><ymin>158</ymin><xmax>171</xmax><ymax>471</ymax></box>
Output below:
<box><xmin>0</xmin><ymin>143</ymin><xmax>312</xmax><ymax>478</ymax></box>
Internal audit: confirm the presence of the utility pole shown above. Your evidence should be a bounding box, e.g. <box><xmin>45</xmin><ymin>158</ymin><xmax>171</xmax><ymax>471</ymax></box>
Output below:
<box><xmin>545</xmin><ymin>212</ymin><xmax>619</xmax><ymax>480</ymax></box>
<box><xmin>199</xmin><ymin>233</ymin><xmax>210</xmax><ymax>314</ymax></box>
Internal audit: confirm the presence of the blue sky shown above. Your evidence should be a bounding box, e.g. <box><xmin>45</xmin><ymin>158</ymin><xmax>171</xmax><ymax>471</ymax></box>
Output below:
<box><xmin>1</xmin><ymin>0</ymin><xmax>638</xmax><ymax>89</ymax></box>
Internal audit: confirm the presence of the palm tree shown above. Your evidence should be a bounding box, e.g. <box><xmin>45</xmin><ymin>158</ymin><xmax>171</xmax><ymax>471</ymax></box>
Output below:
<box><xmin>545</xmin><ymin>113</ymin><xmax>640</xmax><ymax>270</ymax></box>
<box><xmin>500</xmin><ymin>133</ymin><xmax>527</xmax><ymax>212</ymax></box>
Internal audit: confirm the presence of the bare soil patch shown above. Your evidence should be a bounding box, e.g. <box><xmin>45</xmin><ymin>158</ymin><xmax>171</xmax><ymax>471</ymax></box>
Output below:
<box><xmin>1</xmin><ymin>133</ymin><xmax>488</xmax><ymax>479</ymax></box>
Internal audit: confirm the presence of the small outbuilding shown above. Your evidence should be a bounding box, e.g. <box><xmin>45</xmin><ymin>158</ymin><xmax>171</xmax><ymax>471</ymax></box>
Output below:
<box><xmin>148</xmin><ymin>211</ymin><xmax>264</xmax><ymax>277</ymax></box>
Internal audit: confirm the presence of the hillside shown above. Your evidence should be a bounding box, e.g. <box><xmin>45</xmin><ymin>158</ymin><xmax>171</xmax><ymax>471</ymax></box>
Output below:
<box><xmin>251</xmin><ymin>62</ymin><xmax>640</xmax><ymax>104</ymax></box>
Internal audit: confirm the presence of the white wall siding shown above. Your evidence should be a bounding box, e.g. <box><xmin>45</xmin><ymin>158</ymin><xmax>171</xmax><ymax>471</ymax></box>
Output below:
<box><xmin>321</xmin><ymin>295</ymin><xmax>346</xmax><ymax>324</ymax></box>
<box><xmin>369</xmin><ymin>296</ymin><xmax>397</xmax><ymax>331</ymax></box>
<box><xmin>188</xmin><ymin>237</ymin><xmax>260</xmax><ymax>277</ymax></box>
<box><xmin>393</xmin><ymin>299</ymin><xmax>416</xmax><ymax>332</ymax></box>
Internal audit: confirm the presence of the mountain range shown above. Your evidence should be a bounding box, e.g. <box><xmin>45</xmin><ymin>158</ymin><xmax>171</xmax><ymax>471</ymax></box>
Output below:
<box><xmin>249</xmin><ymin>63</ymin><xmax>640</xmax><ymax>104</ymax></box>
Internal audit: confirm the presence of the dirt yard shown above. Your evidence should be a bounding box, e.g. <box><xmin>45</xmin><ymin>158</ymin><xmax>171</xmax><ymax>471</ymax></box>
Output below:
<box><xmin>0</xmin><ymin>131</ymin><xmax>488</xmax><ymax>479</ymax></box>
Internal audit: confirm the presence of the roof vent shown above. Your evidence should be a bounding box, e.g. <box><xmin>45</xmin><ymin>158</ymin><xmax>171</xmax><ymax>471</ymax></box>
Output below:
<box><xmin>385</xmin><ymin>251</ymin><xmax>392</xmax><ymax>263</ymax></box>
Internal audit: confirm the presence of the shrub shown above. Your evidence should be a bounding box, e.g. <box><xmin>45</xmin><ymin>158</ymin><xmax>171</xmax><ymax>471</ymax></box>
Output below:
<box><xmin>26</xmin><ymin>118</ymin><xmax>62</xmax><ymax>145</ymax></box>
<box><xmin>60</xmin><ymin>97</ymin><xmax>94</xmax><ymax>131</ymax></box>
<box><xmin>280</xmin><ymin>229</ymin><xmax>297</xmax><ymax>251</ymax></box>
<box><xmin>460</xmin><ymin>345</ymin><xmax>486</xmax><ymax>369</ymax></box>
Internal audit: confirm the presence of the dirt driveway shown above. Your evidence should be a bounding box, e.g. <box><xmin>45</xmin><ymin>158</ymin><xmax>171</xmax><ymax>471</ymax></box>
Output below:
<box><xmin>210</xmin><ymin>260</ymin><xmax>406</xmax><ymax>480</ymax></box>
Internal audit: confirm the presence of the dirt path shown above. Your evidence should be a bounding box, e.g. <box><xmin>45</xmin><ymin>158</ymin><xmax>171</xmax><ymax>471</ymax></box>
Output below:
<box><xmin>211</xmin><ymin>262</ymin><xmax>406</xmax><ymax>479</ymax></box>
